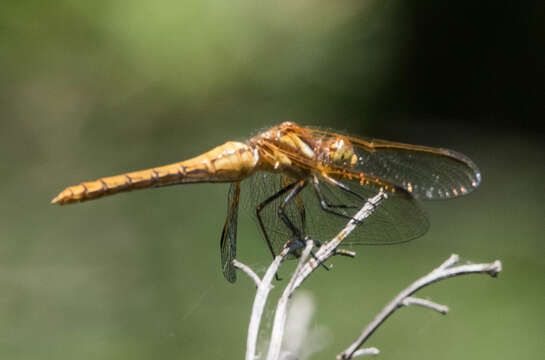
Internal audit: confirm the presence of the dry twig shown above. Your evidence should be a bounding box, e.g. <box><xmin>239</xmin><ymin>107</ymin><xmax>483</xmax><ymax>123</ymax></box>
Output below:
<box><xmin>234</xmin><ymin>190</ymin><xmax>502</xmax><ymax>360</ymax></box>
<box><xmin>236</xmin><ymin>191</ymin><xmax>387</xmax><ymax>360</ymax></box>
<box><xmin>234</xmin><ymin>247</ymin><xmax>291</xmax><ymax>360</ymax></box>
<box><xmin>337</xmin><ymin>254</ymin><xmax>502</xmax><ymax>359</ymax></box>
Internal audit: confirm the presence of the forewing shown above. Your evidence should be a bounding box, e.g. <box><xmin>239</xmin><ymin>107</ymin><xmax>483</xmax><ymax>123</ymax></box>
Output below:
<box><xmin>302</xmin><ymin>127</ymin><xmax>481</xmax><ymax>200</ymax></box>
<box><xmin>220</xmin><ymin>182</ymin><xmax>241</xmax><ymax>283</ymax></box>
<box><xmin>348</xmin><ymin>137</ymin><xmax>481</xmax><ymax>200</ymax></box>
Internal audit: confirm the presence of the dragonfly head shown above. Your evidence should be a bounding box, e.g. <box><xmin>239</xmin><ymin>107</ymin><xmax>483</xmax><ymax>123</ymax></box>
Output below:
<box><xmin>324</xmin><ymin>137</ymin><xmax>358</xmax><ymax>168</ymax></box>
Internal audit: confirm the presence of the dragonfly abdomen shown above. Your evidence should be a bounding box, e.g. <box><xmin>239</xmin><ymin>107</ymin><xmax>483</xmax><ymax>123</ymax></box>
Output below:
<box><xmin>51</xmin><ymin>141</ymin><xmax>258</xmax><ymax>205</ymax></box>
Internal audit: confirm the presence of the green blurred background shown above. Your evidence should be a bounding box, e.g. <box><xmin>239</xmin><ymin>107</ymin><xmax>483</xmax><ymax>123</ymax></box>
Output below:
<box><xmin>1</xmin><ymin>1</ymin><xmax>543</xmax><ymax>359</ymax></box>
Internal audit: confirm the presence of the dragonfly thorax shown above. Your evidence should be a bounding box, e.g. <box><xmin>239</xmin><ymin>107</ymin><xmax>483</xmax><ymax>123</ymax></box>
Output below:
<box><xmin>250</xmin><ymin>123</ymin><xmax>317</xmax><ymax>177</ymax></box>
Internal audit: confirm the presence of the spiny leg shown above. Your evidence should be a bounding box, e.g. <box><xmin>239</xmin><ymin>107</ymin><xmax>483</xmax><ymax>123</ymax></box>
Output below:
<box><xmin>276</xmin><ymin>180</ymin><xmax>333</xmax><ymax>272</ymax></box>
<box><xmin>294</xmin><ymin>194</ymin><xmax>307</xmax><ymax>235</ymax></box>
<box><xmin>277</xmin><ymin>180</ymin><xmax>307</xmax><ymax>243</ymax></box>
<box><xmin>256</xmin><ymin>179</ymin><xmax>330</xmax><ymax>275</ymax></box>
<box><xmin>277</xmin><ymin>178</ymin><xmax>333</xmax><ymax>272</ymax></box>
<box><xmin>312</xmin><ymin>176</ymin><xmax>359</xmax><ymax>221</ymax></box>
<box><xmin>320</xmin><ymin>173</ymin><xmax>366</xmax><ymax>202</ymax></box>
<box><xmin>277</xmin><ymin>219</ymin><xmax>331</xmax><ymax>272</ymax></box>
<box><xmin>282</xmin><ymin>176</ymin><xmax>307</xmax><ymax>236</ymax></box>
<box><xmin>332</xmin><ymin>179</ymin><xmax>380</xmax><ymax>212</ymax></box>
<box><xmin>256</xmin><ymin>181</ymin><xmax>301</xmax><ymax>261</ymax></box>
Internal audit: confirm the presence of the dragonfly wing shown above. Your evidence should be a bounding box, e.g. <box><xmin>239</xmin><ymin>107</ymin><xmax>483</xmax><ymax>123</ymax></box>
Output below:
<box><xmin>243</xmin><ymin>173</ymin><xmax>307</xmax><ymax>257</ymax></box>
<box><xmin>301</xmin><ymin>177</ymin><xmax>430</xmax><ymax>245</ymax></box>
<box><xmin>220</xmin><ymin>182</ymin><xmax>241</xmax><ymax>283</ymax></box>
<box><xmin>241</xmin><ymin>171</ymin><xmax>427</xmax><ymax>257</ymax></box>
<box><xmin>349</xmin><ymin>137</ymin><xmax>481</xmax><ymax>200</ymax></box>
<box><xmin>264</xmin><ymin>126</ymin><xmax>480</xmax><ymax>200</ymax></box>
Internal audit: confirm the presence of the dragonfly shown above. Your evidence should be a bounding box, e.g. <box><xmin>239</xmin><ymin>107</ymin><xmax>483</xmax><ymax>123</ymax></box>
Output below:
<box><xmin>52</xmin><ymin>122</ymin><xmax>481</xmax><ymax>282</ymax></box>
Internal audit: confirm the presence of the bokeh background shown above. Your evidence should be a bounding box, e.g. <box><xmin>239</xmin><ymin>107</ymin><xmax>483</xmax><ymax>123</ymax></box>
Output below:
<box><xmin>1</xmin><ymin>1</ymin><xmax>543</xmax><ymax>359</ymax></box>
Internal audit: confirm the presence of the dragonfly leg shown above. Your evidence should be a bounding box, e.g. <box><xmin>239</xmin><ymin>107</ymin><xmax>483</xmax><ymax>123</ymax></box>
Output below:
<box><xmin>296</xmin><ymin>196</ymin><xmax>307</xmax><ymax>235</ymax></box>
<box><xmin>320</xmin><ymin>173</ymin><xmax>366</xmax><ymax>202</ymax></box>
<box><xmin>312</xmin><ymin>176</ymin><xmax>361</xmax><ymax>222</ymax></box>
<box><xmin>283</xmin><ymin>176</ymin><xmax>307</xmax><ymax>235</ymax></box>
<box><xmin>279</xmin><ymin>181</ymin><xmax>338</xmax><ymax>272</ymax></box>
<box><xmin>256</xmin><ymin>181</ymin><xmax>301</xmax><ymax>261</ymax></box>
<box><xmin>256</xmin><ymin>179</ymin><xmax>332</xmax><ymax>275</ymax></box>
<box><xmin>277</xmin><ymin>180</ymin><xmax>307</xmax><ymax>243</ymax></box>
<box><xmin>287</xmin><ymin>236</ymin><xmax>330</xmax><ymax>272</ymax></box>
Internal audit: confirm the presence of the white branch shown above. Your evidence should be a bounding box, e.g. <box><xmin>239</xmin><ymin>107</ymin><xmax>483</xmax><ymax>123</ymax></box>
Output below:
<box><xmin>236</xmin><ymin>187</ymin><xmax>502</xmax><ymax>360</ymax></box>
<box><xmin>337</xmin><ymin>256</ymin><xmax>502</xmax><ymax>360</ymax></box>
<box><xmin>290</xmin><ymin>191</ymin><xmax>388</xmax><ymax>294</ymax></box>
<box><xmin>267</xmin><ymin>239</ymin><xmax>314</xmax><ymax>360</ymax></box>
<box><xmin>238</xmin><ymin>190</ymin><xmax>387</xmax><ymax>360</ymax></box>
<box><xmin>401</xmin><ymin>297</ymin><xmax>449</xmax><ymax>315</ymax></box>
<box><xmin>351</xmin><ymin>347</ymin><xmax>380</xmax><ymax>358</ymax></box>
<box><xmin>241</xmin><ymin>247</ymin><xmax>291</xmax><ymax>360</ymax></box>
<box><xmin>233</xmin><ymin>259</ymin><xmax>262</xmax><ymax>287</ymax></box>
<box><xmin>435</xmin><ymin>253</ymin><xmax>460</xmax><ymax>271</ymax></box>
<box><xmin>334</xmin><ymin>248</ymin><xmax>357</xmax><ymax>258</ymax></box>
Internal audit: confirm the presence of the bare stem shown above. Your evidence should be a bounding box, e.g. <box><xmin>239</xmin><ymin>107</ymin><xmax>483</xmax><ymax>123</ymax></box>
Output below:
<box><xmin>401</xmin><ymin>297</ymin><xmax>449</xmax><ymax>315</ymax></box>
<box><xmin>233</xmin><ymin>259</ymin><xmax>262</xmax><ymax>287</ymax></box>
<box><xmin>266</xmin><ymin>239</ymin><xmax>315</xmax><ymax>360</ymax></box>
<box><xmin>237</xmin><ymin>191</ymin><xmax>387</xmax><ymax>360</ymax></box>
<box><xmin>239</xmin><ymin>247</ymin><xmax>290</xmax><ymax>360</ymax></box>
<box><xmin>236</xmin><ymin>188</ymin><xmax>502</xmax><ymax>360</ymax></box>
<box><xmin>337</xmin><ymin>256</ymin><xmax>502</xmax><ymax>360</ymax></box>
<box><xmin>290</xmin><ymin>191</ymin><xmax>388</xmax><ymax>294</ymax></box>
<box><xmin>351</xmin><ymin>347</ymin><xmax>380</xmax><ymax>358</ymax></box>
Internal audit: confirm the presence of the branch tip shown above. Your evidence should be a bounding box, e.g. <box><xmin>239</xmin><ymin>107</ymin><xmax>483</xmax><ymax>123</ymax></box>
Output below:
<box><xmin>232</xmin><ymin>259</ymin><xmax>262</xmax><ymax>287</ymax></box>
<box><xmin>338</xmin><ymin>254</ymin><xmax>503</xmax><ymax>359</ymax></box>
<box><xmin>350</xmin><ymin>347</ymin><xmax>380</xmax><ymax>358</ymax></box>
<box><xmin>437</xmin><ymin>254</ymin><xmax>460</xmax><ymax>271</ymax></box>
<box><xmin>487</xmin><ymin>260</ymin><xmax>502</xmax><ymax>277</ymax></box>
<box><xmin>402</xmin><ymin>297</ymin><xmax>450</xmax><ymax>314</ymax></box>
<box><xmin>241</xmin><ymin>190</ymin><xmax>501</xmax><ymax>360</ymax></box>
<box><xmin>335</xmin><ymin>248</ymin><xmax>357</xmax><ymax>258</ymax></box>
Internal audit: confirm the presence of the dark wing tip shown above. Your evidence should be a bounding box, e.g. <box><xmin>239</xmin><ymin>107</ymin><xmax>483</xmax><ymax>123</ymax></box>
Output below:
<box><xmin>224</xmin><ymin>268</ymin><xmax>237</xmax><ymax>283</ymax></box>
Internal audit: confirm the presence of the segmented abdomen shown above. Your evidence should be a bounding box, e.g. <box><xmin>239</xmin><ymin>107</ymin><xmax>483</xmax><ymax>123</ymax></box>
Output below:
<box><xmin>51</xmin><ymin>141</ymin><xmax>257</xmax><ymax>205</ymax></box>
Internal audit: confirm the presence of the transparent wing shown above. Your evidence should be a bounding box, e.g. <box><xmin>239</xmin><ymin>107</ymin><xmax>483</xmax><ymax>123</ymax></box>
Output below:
<box><xmin>301</xmin><ymin>176</ymin><xmax>430</xmax><ymax>246</ymax></box>
<box><xmin>240</xmin><ymin>172</ymin><xmax>429</xmax><ymax>256</ymax></box>
<box><xmin>241</xmin><ymin>173</ymin><xmax>307</xmax><ymax>257</ymax></box>
<box><xmin>347</xmin><ymin>137</ymin><xmax>481</xmax><ymax>200</ymax></box>
<box><xmin>220</xmin><ymin>182</ymin><xmax>240</xmax><ymax>283</ymax></box>
<box><xmin>262</xmin><ymin>125</ymin><xmax>481</xmax><ymax>201</ymax></box>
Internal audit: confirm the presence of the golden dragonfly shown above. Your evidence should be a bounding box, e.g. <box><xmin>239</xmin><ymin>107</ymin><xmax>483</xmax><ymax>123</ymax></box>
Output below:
<box><xmin>52</xmin><ymin>122</ymin><xmax>481</xmax><ymax>282</ymax></box>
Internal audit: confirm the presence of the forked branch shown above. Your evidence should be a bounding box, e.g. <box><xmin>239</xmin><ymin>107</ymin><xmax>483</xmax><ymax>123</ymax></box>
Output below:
<box><xmin>235</xmin><ymin>190</ymin><xmax>388</xmax><ymax>360</ymax></box>
<box><xmin>234</xmin><ymin>247</ymin><xmax>291</xmax><ymax>360</ymax></box>
<box><xmin>233</xmin><ymin>190</ymin><xmax>502</xmax><ymax>360</ymax></box>
<box><xmin>337</xmin><ymin>254</ymin><xmax>502</xmax><ymax>359</ymax></box>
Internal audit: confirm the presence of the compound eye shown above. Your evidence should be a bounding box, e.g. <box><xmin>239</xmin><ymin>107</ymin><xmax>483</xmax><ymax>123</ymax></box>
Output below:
<box><xmin>350</xmin><ymin>154</ymin><xmax>358</xmax><ymax>166</ymax></box>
